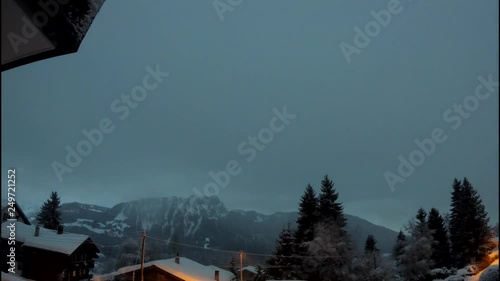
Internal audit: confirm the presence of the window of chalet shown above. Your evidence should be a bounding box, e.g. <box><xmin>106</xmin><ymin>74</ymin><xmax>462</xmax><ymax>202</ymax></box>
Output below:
<box><xmin>72</xmin><ymin>252</ymin><xmax>82</xmax><ymax>262</ymax></box>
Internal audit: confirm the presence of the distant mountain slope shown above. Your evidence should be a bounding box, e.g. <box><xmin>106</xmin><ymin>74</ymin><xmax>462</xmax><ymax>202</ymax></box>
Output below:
<box><xmin>47</xmin><ymin>196</ymin><xmax>396</xmax><ymax>251</ymax></box>
<box><xmin>27</xmin><ymin>196</ymin><xmax>398</xmax><ymax>272</ymax></box>
<box><xmin>344</xmin><ymin>214</ymin><xmax>398</xmax><ymax>253</ymax></box>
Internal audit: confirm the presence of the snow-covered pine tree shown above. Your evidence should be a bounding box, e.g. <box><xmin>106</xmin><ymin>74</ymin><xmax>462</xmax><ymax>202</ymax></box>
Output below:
<box><xmin>318</xmin><ymin>175</ymin><xmax>347</xmax><ymax>228</ymax></box>
<box><xmin>253</xmin><ymin>265</ymin><xmax>268</xmax><ymax>281</ymax></box>
<box><xmin>427</xmin><ymin>208</ymin><xmax>452</xmax><ymax>268</ymax></box>
<box><xmin>398</xmin><ymin>208</ymin><xmax>435</xmax><ymax>281</ymax></box>
<box><xmin>36</xmin><ymin>191</ymin><xmax>62</xmax><ymax>230</ymax></box>
<box><xmin>266</xmin><ymin>225</ymin><xmax>296</xmax><ymax>280</ymax></box>
<box><xmin>297</xmin><ymin>176</ymin><xmax>354</xmax><ymax>281</ymax></box>
<box><xmin>412</xmin><ymin>208</ymin><xmax>430</xmax><ymax>237</ymax></box>
<box><xmin>305</xmin><ymin>221</ymin><xmax>354</xmax><ymax>281</ymax></box>
<box><xmin>351</xmin><ymin>250</ymin><xmax>392</xmax><ymax>281</ymax></box>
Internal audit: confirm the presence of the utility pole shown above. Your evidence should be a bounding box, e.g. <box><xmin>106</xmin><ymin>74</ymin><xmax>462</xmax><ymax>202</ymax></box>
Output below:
<box><xmin>140</xmin><ymin>231</ymin><xmax>146</xmax><ymax>281</ymax></box>
<box><xmin>239</xmin><ymin>251</ymin><xmax>243</xmax><ymax>281</ymax></box>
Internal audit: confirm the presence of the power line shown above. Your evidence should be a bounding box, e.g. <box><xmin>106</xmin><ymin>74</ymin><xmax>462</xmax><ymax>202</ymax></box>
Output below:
<box><xmin>145</xmin><ymin>234</ymin><xmax>333</xmax><ymax>259</ymax></box>
<box><xmin>146</xmin><ymin>235</ymin><xmax>236</xmax><ymax>254</ymax></box>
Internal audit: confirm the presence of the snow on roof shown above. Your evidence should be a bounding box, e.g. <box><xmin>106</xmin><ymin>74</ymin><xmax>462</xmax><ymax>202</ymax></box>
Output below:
<box><xmin>489</xmin><ymin>248</ymin><xmax>499</xmax><ymax>260</ymax></box>
<box><xmin>1</xmin><ymin>271</ymin><xmax>34</xmax><ymax>281</ymax></box>
<box><xmin>479</xmin><ymin>264</ymin><xmax>499</xmax><ymax>281</ymax></box>
<box><xmin>208</xmin><ymin>265</ymin><xmax>228</xmax><ymax>274</ymax></box>
<box><xmin>241</xmin><ymin>265</ymin><xmax>258</xmax><ymax>274</ymax></box>
<box><xmin>94</xmin><ymin>257</ymin><xmax>235</xmax><ymax>281</ymax></box>
<box><xmin>1</xmin><ymin>222</ymin><xmax>91</xmax><ymax>255</ymax></box>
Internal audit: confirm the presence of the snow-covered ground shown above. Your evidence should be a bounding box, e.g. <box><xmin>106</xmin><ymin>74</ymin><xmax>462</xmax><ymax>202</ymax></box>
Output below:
<box><xmin>433</xmin><ymin>238</ymin><xmax>499</xmax><ymax>281</ymax></box>
<box><xmin>432</xmin><ymin>259</ymin><xmax>498</xmax><ymax>281</ymax></box>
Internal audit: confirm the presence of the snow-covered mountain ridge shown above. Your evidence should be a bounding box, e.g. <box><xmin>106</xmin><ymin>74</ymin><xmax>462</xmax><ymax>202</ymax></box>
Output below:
<box><xmin>28</xmin><ymin>195</ymin><xmax>398</xmax><ymax>254</ymax></box>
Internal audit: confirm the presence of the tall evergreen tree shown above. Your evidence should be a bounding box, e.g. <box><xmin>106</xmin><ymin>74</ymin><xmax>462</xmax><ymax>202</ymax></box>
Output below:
<box><xmin>414</xmin><ymin>207</ymin><xmax>428</xmax><ymax>237</ymax></box>
<box><xmin>449</xmin><ymin>178</ymin><xmax>493</xmax><ymax>267</ymax></box>
<box><xmin>305</xmin><ymin>222</ymin><xmax>353</xmax><ymax>281</ymax></box>
<box><xmin>298</xmin><ymin>178</ymin><xmax>353</xmax><ymax>281</ymax></box>
<box><xmin>36</xmin><ymin>191</ymin><xmax>62</xmax><ymax>230</ymax></box>
<box><xmin>461</xmin><ymin>178</ymin><xmax>492</xmax><ymax>264</ymax></box>
<box><xmin>365</xmin><ymin>234</ymin><xmax>379</xmax><ymax>254</ymax></box>
<box><xmin>253</xmin><ymin>265</ymin><xmax>267</xmax><ymax>281</ymax></box>
<box><xmin>318</xmin><ymin>175</ymin><xmax>347</xmax><ymax>228</ymax></box>
<box><xmin>266</xmin><ymin>225</ymin><xmax>296</xmax><ymax>279</ymax></box>
<box><xmin>393</xmin><ymin>230</ymin><xmax>406</xmax><ymax>260</ymax></box>
<box><xmin>293</xmin><ymin>184</ymin><xmax>320</xmax><ymax>281</ymax></box>
<box><xmin>295</xmin><ymin>184</ymin><xmax>319</xmax><ymax>244</ymax></box>
<box><xmin>449</xmin><ymin>178</ymin><xmax>465</xmax><ymax>266</ymax></box>
<box><xmin>365</xmin><ymin>234</ymin><xmax>380</xmax><ymax>270</ymax></box>
<box><xmin>427</xmin><ymin>208</ymin><xmax>452</xmax><ymax>268</ymax></box>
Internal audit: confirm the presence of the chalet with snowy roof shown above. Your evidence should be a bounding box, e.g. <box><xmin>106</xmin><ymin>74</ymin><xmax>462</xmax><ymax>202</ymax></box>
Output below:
<box><xmin>1</xmin><ymin>200</ymin><xmax>30</xmax><ymax>225</ymax></box>
<box><xmin>92</xmin><ymin>256</ymin><xmax>235</xmax><ymax>281</ymax></box>
<box><xmin>1</xmin><ymin>222</ymin><xmax>100</xmax><ymax>281</ymax></box>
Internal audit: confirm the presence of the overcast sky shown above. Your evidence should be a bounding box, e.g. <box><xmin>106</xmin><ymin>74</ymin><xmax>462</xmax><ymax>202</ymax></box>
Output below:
<box><xmin>2</xmin><ymin>0</ymin><xmax>498</xmax><ymax>231</ymax></box>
